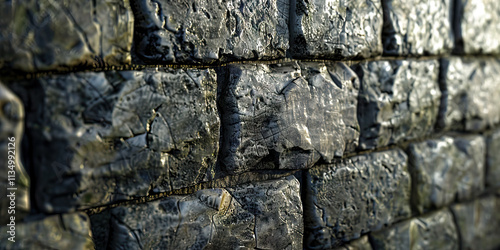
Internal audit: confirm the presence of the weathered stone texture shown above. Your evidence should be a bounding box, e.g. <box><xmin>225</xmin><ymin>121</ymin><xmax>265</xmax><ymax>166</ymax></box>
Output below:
<box><xmin>290</xmin><ymin>0</ymin><xmax>383</xmax><ymax>59</ymax></box>
<box><xmin>487</xmin><ymin>129</ymin><xmax>500</xmax><ymax>188</ymax></box>
<box><xmin>333</xmin><ymin>236</ymin><xmax>372</xmax><ymax>250</ymax></box>
<box><xmin>17</xmin><ymin>69</ymin><xmax>218</xmax><ymax>213</ymax></box>
<box><xmin>0</xmin><ymin>83</ymin><xmax>29</xmax><ymax>225</ymax></box>
<box><xmin>131</xmin><ymin>0</ymin><xmax>289</xmax><ymax>64</ymax></box>
<box><xmin>107</xmin><ymin>176</ymin><xmax>303</xmax><ymax>249</ymax></box>
<box><xmin>382</xmin><ymin>0</ymin><xmax>454</xmax><ymax>55</ymax></box>
<box><xmin>451</xmin><ymin>195</ymin><xmax>500</xmax><ymax>250</ymax></box>
<box><xmin>369</xmin><ymin>209</ymin><xmax>459</xmax><ymax>250</ymax></box>
<box><xmin>0</xmin><ymin>213</ymin><xmax>94</xmax><ymax>249</ymax></box>
<box><xmin>219</xmin><ymin>62</ymin><xmax>359</xmax><ymax>174</ymax></box>
<box><xmin>353</xmin><ymin>59</ymin><xmax>441</xmax><ymax>149</ymax></box>
<box><xmin>408</xmin><ymin>136</ymin><xmax>485</xmax><ymax>214</ymax></box>
<box><xmin>0</xmin><ymin>0</ymin><xmax>133</xmax><ymax>72</ymax></box>
<box><xmin>304</xmin><ymin>149</ymin><xmax>411</xmax><ymax>249</ymax></box>
<box><xmin>455</xmin><ymin>0</ymin><xmax>500</xmax><ymax>54</ymax></box>
<box><xmin>439</xmin><ymin>58</ymin><xmax>500</xmax><ymax>131</ymax></box>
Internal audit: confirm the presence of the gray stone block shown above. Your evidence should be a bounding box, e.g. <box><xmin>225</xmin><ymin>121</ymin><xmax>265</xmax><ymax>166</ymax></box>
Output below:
<box><xmin>353</xmin><ymin>59</ymin><xmax>441</xmax><ymax>149</ymax></box>
<box><xmin>439</xmin><ymin>58</ymin><xmax>500</xmax><ymax>131</ymax></box>
<box><xmin>487</xmin><ymin>129</ymin><xmax>500</xmax><ymax>188</ymax></box>
<box><xmin>303</xmin><ymin>149</ymin><xmax>411</xmax><ymax>249</ymax></box>
<box><xmin>333</xmin><ymin>236</ymin><xmax>372</xmax><ymax>250</ymax></box>
<box><xmin>0</xmin><ymin>0</ymin><xmax>133</xmax><ymax>72</ymax></box>
<box><xmin>408</xmin><ymin>136</ymin><xmax>485</xmax><ymax>214</ymax></box>
<box><xmin>290</xmin><ymin>0</ymin><xmax>383</xmax><ymax>59</ymax></box>
<box><xmin>451</xmin><ymin>195</ymin><xmax>500</xmax><ymax>250</ymax></box>
<box><xmin>0</xmin><ymin>83</ymin><xmax>29</xmax><ymax>225</ymax></box>
<box><xmin>382</xmin><ymin>0</ymin><xmax>454</xmax><ymax>55</ymax></box>
<box><xmin>218</xmin><ymin>62</ymin><xmax>359</xmax><ymax>174</ymax></box>
<box><xmin>107</xmin><ymin>175</ymin><xmax>303</xmax><ymax>249</ymax></box>
<box><xmin>131</xmin><ymin>0</ymin><xmax>289</xmax><ymax>64</ymax></box>
<box><xmin>455</xmin><ymin>0</ymin><xmax>500</xmax><ymax>54</ymax></box>
<box><xmin>0</xmin><ymin>213</ymin><xmax>94</xmax><ymax>249</ymax></box>
<box><xmin>18</xmin><ymin>69</ymin><xmax>219</xmax><ymax>213</ymax></box>
<box><xmin>369</xmin><ymin>209</ymin><xmax>459</xmax><ymax>250</ymax></box>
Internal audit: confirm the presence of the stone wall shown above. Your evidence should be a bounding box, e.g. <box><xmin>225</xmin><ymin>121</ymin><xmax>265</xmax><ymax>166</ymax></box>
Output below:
<box><xmin>0</xmin><ymin>0</ymin><xmax>499</xmax><ymax>249</ymax></box>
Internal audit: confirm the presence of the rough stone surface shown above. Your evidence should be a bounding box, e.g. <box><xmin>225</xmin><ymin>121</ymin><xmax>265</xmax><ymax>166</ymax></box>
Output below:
<box><xmin>18</xmin><ymin>69</ymin><xmax>219</xmax><ymax>213</ymax></box>
<box><xmin>353</xmin><ymin>59</ymin><xmax>441</xmax><ymax>149</ymax></box>
<box><xmin>0</xmin><ymin>213</ymin><xmax>94</xmax><ymax>249</ymax></box>
<box><xmin>218</xmin><ymin>62</ymin><xmax>359</xmax><ymax>174</ymax></box>
<box><xmin>451</xmin><ymin>195</ymin><xmax>500</xmax><ymax>250</ymax></box>
<box><xmin>487</xmin><ymin>129</ymin><xmax>500</xmax><ymax>188</ymax></box>
<box><xmin>131</xmin><ymin>0</ymin><xmax>289</xmax><ymax>64</ymax></box>
<box><xmin>382</xmin><ymin>0</ymin><xmax>454</xmax><ymax>55</ymax></box>
<box><xmin>0</xmin><ymin>0</ymin><xmax>133</xmax><ymax>72</ymax></box>
<box><xmin>439</xmin><ymin>58</ymin><xmax>500</xmax><ymax>131</ymax></box>
<box><xmin>455</xmin><ymin>0</ymin><xmax>500</xmax><ymax>54</ymax></box>
<box><xmin>290</xmin><ymin>0</ymin><xmax>383</xmax><ymax>59</ymax></box>
<box><xmin>0</xmin><ymin>82</ymin><xmax>29</xmax><ymax>225</ymax></box>
<box><xmin>369</xmin><ymin>209</ymin><xmax>459</xmax><ymax>250</ymax></box>
<box><xmin>107</xmin><ymin>175</ymin><xmax>303</xmax><ymax>249</ymax></box>
<box><xmin>303</xmin><ymin>149</ymin><xmax>411</xmax><ymax>249</ymax></box>
<box><xmin>333</xmin><ymin>236</ymin><xmax>371</xmax><ymax>250</ymax></box>
<box><xmin>408</xmin><ymin>136</ymin><xmax>485</xmax><ymax>214</ymax></box>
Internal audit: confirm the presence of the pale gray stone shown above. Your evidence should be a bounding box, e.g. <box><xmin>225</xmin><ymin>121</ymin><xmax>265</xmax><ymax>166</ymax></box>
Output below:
<box><xmin>333</xmin><ymin>236</ymin><xmax>372</xmax><ymax>250</ymax></box>
<box><xmin>487</xmin><ymin>129</ymin><xmax>500</xmax><ymax>188</ymax></box>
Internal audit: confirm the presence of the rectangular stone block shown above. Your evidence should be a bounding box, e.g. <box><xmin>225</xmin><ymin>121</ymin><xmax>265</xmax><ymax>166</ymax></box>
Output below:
<box><xmin>455</xmin><ymin>0</ymin><xmax>500</xmax><ymax>54</ymax></box>
<box><xmin>439</xmin><ymin>58</ymin><xmax>500</xmax><ymax>131</ymax></box>
<box><xmin>353</xmin><ymin>59</ymin><xmax>441</xmax><ymax>149</ymax></box>
<box><xmin>0</xmin><ymin>213</ymin><xmax>94</xmax><ymax>249</ymax></box>
<box><xmin>16</xmin><ymin>68</ymin><xmax>219</xmax><ymax>213</ymax></box>
<box><xmin>0</xmin><ymin>0</ymin><xmax>133</xmax><ymax>72</ymax></box>
<box><xmin>107</xmin><ymin>175</ymin><xmax>303</xmax><ymax>249</ymax></box>
<box><xmin>218</xmin><ymin>62</ymin><xmax>359</xmax><ymax>174</ymax></box>
<box><xmin>131</xmin><ymin>0</ymin><xmax>289</xmax><ymax>64</ymax></box>
<box><xmin>369</xmin><ymin>209</ymin><xmax>459</xmax><ymax>250</ymax></box>
<box><xmin>487</xmin><ymin>129</ymin><xmax>500</xmax><ymax>188</ymax></box>
<box><xmin>290</xmin><ymin>0</ymin><xmax>383</xmax><ymax>59</ymax></box>
<box><xmin>382</xmin><ymin>0</ymin><xmax>454</xmax><ymax>55</ymax></box>
<box><xmin>303</xmin><ymin>149</ymin><xmax>411</xmax><ymax>249</ymax></box>
<box><xmin>451</xmin><ymin>195</ymin><xmax>500</xmax><ymax>250</ymax></box>
<box><xmin>408</xmin><ymin>136</ymin><xmax>485</xmax><ymax>214</ymax></box>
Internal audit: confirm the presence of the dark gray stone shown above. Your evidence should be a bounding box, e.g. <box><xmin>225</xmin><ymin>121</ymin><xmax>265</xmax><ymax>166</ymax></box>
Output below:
<box><xmin>408</xmin><ymin>136</ymin><xmax>485</xmax><ymax>214</ymax></box>
<box><xmin>0</xmin><ymin>213</ymin><xmax>94</xmax><ymax>249</ymax></box>
<box><xmin>304</xmin><ymin>149</ymin><xmax>411</xmax><ymax>249</ymax></box>
<box><xmin>0</xmin><ymin>83</ymin><xmax>29</xmax><ymax>225</ymax></box>
<box><xmin>19</xmin><ymin>69</ymin><xmax>219</xmax><ymax>213</ymax></box>
<box><xmin>439</xmin><ymin>58</ymin><xmax>500</xmax><ymax>131</ymax></box>
<box><xmin>369</xmin><ymin>209</ymin><xmax>459</xmax><ymax>250</ymax></box>
<box><xmin>382</xmin><ymin>0</ymin><xmax>454</xmax><ymax>55</ymax></box>
<box><xmin>333</xmin><ymin>236</ymin><xmax>371</xmax><ymax>250</ymax></box>
<box><xmin>219</xmin><ymin>62</ymin><xmax>359</xmax><ymax>174</ymax></box>
<box><xmin>290</xmin><ymin>0</ymin><xmax>383</xmax><ymax>59</ymax></box>
<box><xmin>455</xmin><ymin>0</ymin><xmax>500</xmax><ymax>54</ymax></box>
<box><xmin>353</xmin><ymin>59</ymin><xmax>441</xmax><ymax>149</ymax></box>
<box><xmin>0</xmin><ymin>0</ymin><xmax>133</xmax><ymax>72</ymax></box>
<box><xmin>451</xmin><ymin>195</ymin><xmax>500</xmax><ymax>250</ymax></box>
<box><xmin>108</xmin><ymin>175</ymin><xmax>303</xmax><ymax>249</ymax></box>
<box><xmin>487</xmin><ymin>129</ymin><xmax>500</xmax><ymax>188</ymax></box>
<box><xmin>131</xmin><ymin>0</ymin><xmax>289</xmax><ymax>64</ymax></box>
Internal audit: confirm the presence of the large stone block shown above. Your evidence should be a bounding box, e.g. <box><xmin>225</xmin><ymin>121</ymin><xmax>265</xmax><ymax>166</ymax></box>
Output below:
<box><xmin>16</xmin><ymin>68</ymin><xmax>219</xmax><ymax>213</ymax></box>
<box><xmin>0</xmin><ymin>0</ymin><xmax>133</xmax><ymax>72</ymax></box>
<box><xmin>303</xmin><ymin>149</ymin><xmax>411</xmax><ymax>249</ymax></box>
<box><xmin>487</xmin><ymin>129</ymin><xmax>500</xmax><ymax>188</ymax></box>
<box><xmin>451</xmin><ymin>195</ymin><xmax>500</xmax><ymax>250</ymax></box>
<box><xmin>408</xmin><ymin>136</ymin><xmax>485</xmax><ymax>214</ymax></box>
<box><xmin>107</xmin><ymin>175</ymin><xmax>303</xmax><ymax>249</ymax></box>
<box><xmin>382</xmin><ymin>0</ymin><xmax>453</xmax><ymax>55</ymax></box>
<box><xmin>0</xmin><ymin>83</ymin><xmax>29</xmax><ymax>225</ymax></box>
<box><xmin>0</xmin><ymin>213</ymin><xmax>94</xmax><ymax>249</ymax></box>
<box><xmin>353</xmin><ymin>59</ymin><xmax>441</xmax><ymax>149</ymax></box>
<box><xmin>290</xmin><ymin>0</ymin><xmax>383</xmax><ymax>59</ymax></box>
<box><xmin>455</xmin><ymin>0</ymin><xmax>500</xmax><ymax>54</ymax></box>
<box><xmin>218</xmin><ymin>62</ymin><xmax>359</xmax><ymax>174</ymax></box>
<box><xmin>439</xmin><ymin>58</ymin><xmax>500</xmax><ymax>131</ymax></box>
<box><xmin>131</xmin><ymin>0</ymin><xmax>289</xmax><ymax>64</ymax></box>
<box><xmin>369</xmin><ymin>209</ymin><xmax>459</xmax><ymax>250</ymax></box>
